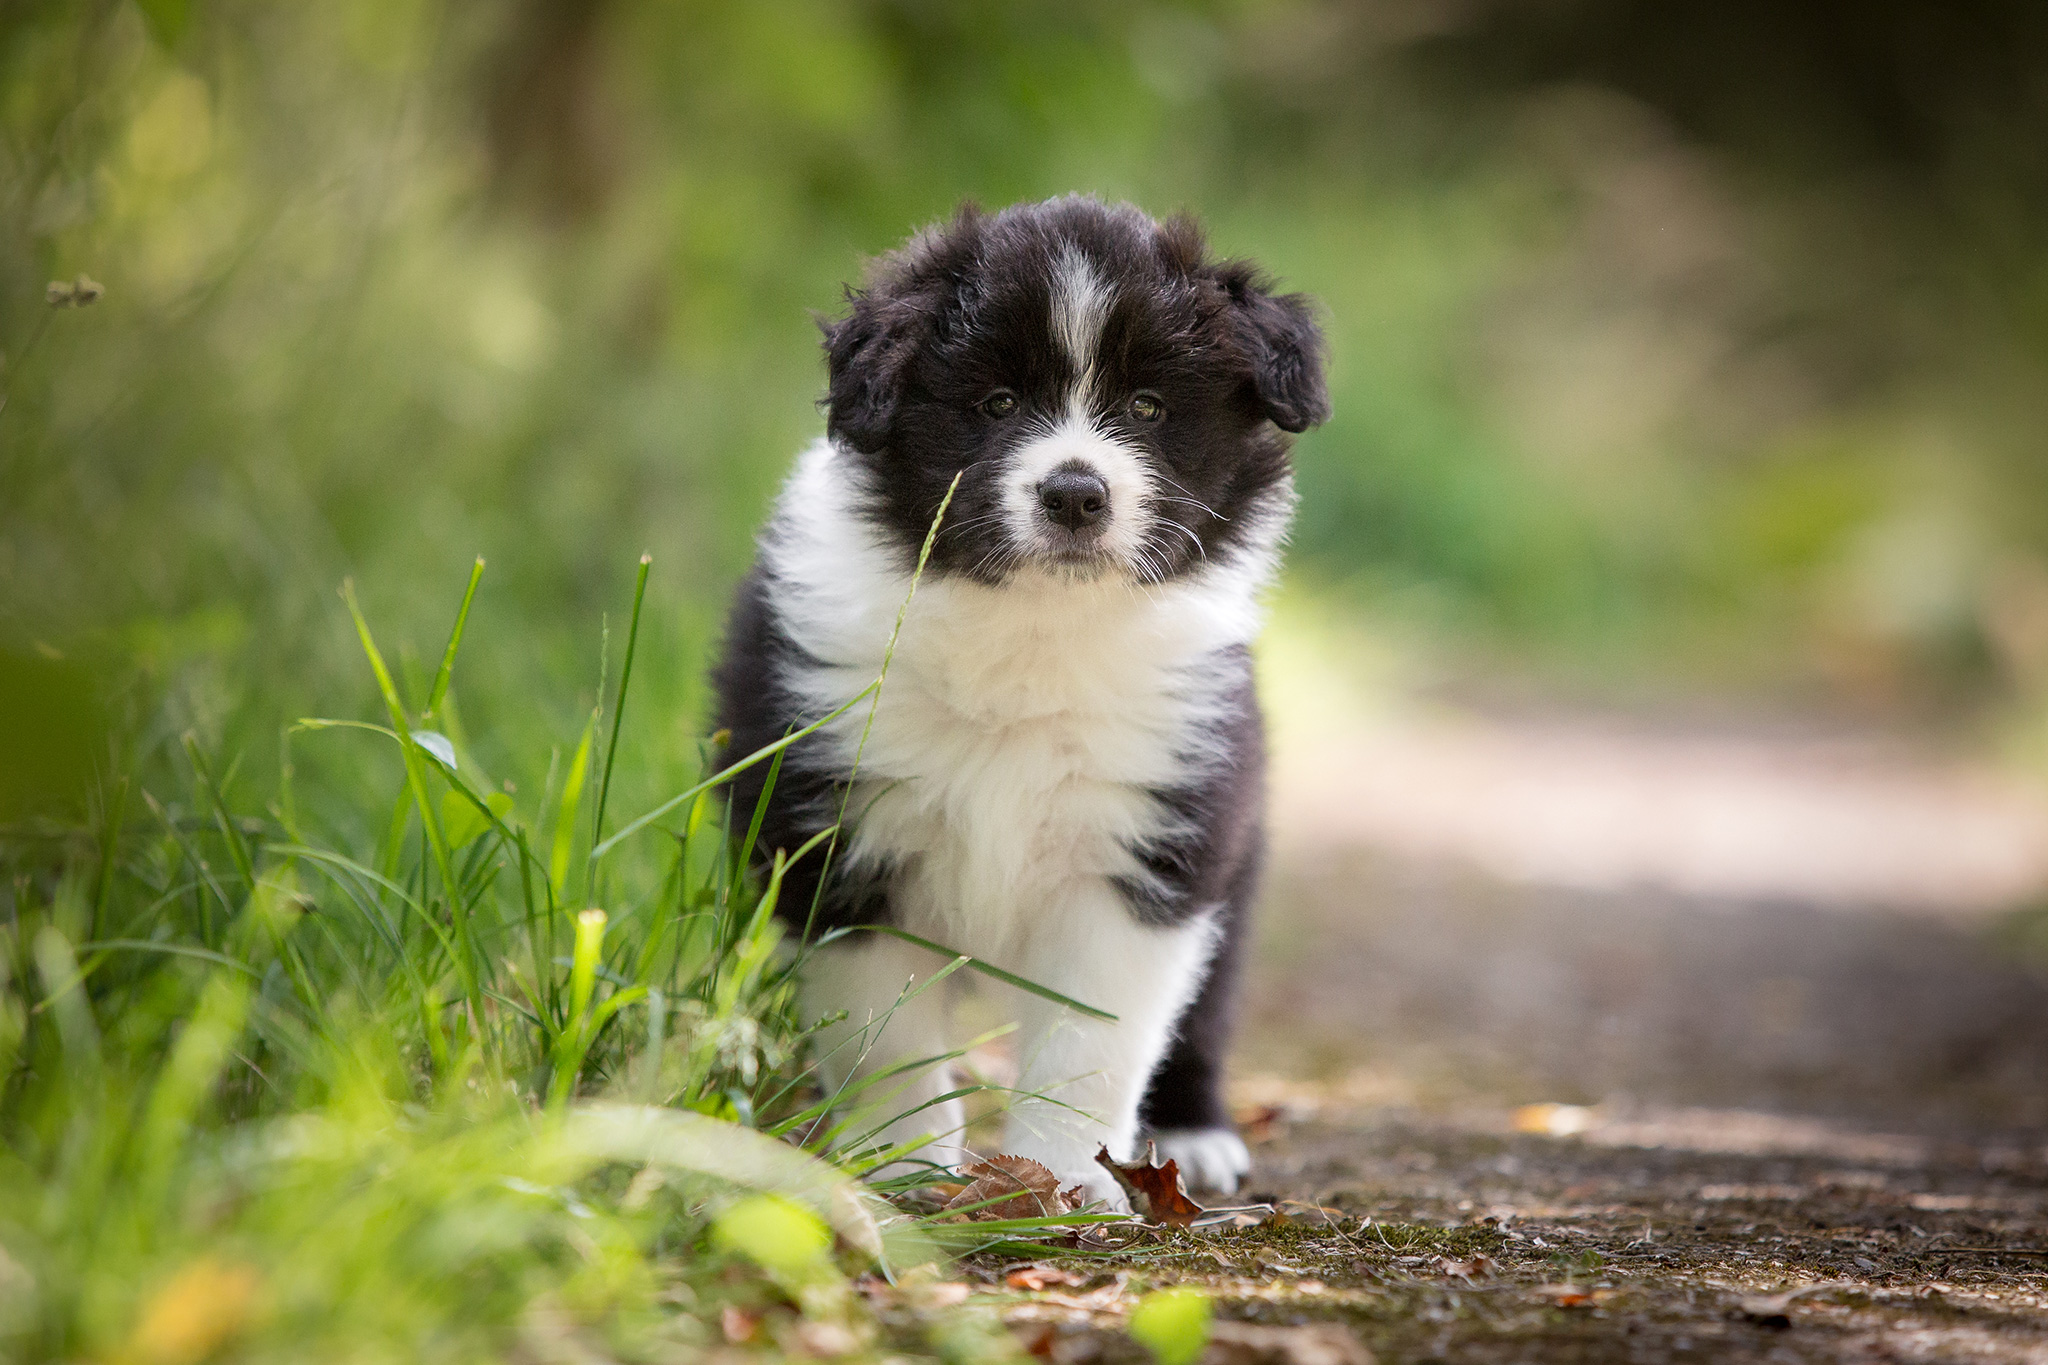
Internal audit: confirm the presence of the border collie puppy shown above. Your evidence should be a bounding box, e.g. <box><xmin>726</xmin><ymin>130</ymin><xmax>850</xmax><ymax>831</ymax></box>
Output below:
<box><xmin>713</xmin><ymin>196</ymin><xmax>1326</xmax><ymax>1204</ymax></box>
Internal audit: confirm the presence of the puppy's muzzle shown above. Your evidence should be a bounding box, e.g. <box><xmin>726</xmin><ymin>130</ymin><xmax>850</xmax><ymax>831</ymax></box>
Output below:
<box><xmin>1037</xmin><ymin>465</ymin><xmax>1110</xmax><ymax>534</ymax></box>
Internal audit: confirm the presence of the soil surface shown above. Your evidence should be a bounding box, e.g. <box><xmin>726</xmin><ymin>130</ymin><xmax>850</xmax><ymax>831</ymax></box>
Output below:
<box><xmin>957</xmin><ymin>708</ymin><xmax>2048</xmax><ymax>1362</ymax></box>
<box><xmin>1175</xmin><ymin>817</ymin><xmax>2048</xmax><ymax>1362</ymax></box>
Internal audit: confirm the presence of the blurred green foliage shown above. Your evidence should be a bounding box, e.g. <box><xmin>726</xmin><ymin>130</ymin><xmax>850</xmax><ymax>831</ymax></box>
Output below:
<box><xmin>7</xmin><ymin>0</ymin><xmax>2048</xmax><ymax>823</ymax></box>
<box><xmin>7</xmin><ymin>2</ymin><xmax>2048</xmax><ymax>1351</ymax></box>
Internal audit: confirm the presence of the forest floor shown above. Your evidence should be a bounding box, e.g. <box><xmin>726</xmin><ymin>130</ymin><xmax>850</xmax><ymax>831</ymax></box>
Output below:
<box><xmin>953</xmin><ymin>707</ymin><xmax>2048</xmax><ymax>1363</ymax></box>
<box><xmin>957</xmin><ymin>1086</ymin><xmax>2048</xmax><ymax>1364</ymax></box>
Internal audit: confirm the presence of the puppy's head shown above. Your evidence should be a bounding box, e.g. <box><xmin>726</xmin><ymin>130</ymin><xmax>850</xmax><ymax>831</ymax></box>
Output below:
<box><xmin>821</xmin><ymin>197</ymin><xmax>1328</xmax><ymax>584</ymax></box>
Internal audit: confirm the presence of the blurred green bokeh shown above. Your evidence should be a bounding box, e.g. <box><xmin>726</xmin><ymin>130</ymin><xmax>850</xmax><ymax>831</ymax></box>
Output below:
<box><xmin>8</xmin><ymin>0</ymin><xmax>2048</xmax><ymax>820</ymax></box>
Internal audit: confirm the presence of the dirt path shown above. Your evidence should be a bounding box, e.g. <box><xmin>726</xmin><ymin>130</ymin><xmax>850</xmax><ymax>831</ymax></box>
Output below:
<box><xmin>958</xmin><ymin>1084</ymin><xmax>2048</xmax><ymax>1363</ymax></box>
<box><xmin>937</xmin><ymin>701</ymin><xmax>2048</xmax><ymax>1360</ymax></box>
<box><xmin>1197</xmin><ymin>1089</ymin><xmax>2048</xmax><ymax>1363</ymax></box>
<box><xmin>1111</xmin><ymin>702</ymin><xmax>2048</xmax><ymax>1361</ymax></box>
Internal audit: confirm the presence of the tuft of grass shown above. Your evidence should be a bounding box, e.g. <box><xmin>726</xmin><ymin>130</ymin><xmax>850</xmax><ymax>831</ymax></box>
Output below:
<box><xmin>0</xmin><ymin>550</ymin><xmax>1046</xmax><ymax>1363</ymax></box>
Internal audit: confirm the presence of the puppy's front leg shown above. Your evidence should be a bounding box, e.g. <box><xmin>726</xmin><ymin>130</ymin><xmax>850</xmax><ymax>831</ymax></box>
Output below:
<box><xmin>998</xmin><ymin>892</ymin><xmax>1221</xmax><ymax>1209</ymax></box>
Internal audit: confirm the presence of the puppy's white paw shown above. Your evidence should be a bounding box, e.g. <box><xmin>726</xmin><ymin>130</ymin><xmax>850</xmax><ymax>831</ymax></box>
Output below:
<box><xmin>1150</xmin><ymin>1127</ymin><xmax>1251</xmax><ymax>1195</ymax></box>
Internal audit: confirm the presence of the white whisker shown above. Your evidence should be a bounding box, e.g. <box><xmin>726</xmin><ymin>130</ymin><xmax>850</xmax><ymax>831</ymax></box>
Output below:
<box><xmin>1149</xmin><ymin>473</ymin><xmax>1227</xmax><ymax>522</ymax></box>
<box><xmin>1154</xmin><ymin>519</ymin><xmax>1206</xmax><ymax>560</ymax></box>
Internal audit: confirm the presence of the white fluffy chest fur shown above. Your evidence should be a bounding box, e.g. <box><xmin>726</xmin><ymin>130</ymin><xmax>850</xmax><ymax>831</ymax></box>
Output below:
<box><xmin>762</xmin><ymin>440</ymin><xmax>1277</xmax><ymax>956</ymax></box>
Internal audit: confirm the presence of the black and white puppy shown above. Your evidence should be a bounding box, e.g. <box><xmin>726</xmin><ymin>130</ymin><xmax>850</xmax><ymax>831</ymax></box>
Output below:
<box><xmin>713</xmin><ymin>195</ymin><xmax>1327</xmax><ymax>1204</ymax></box>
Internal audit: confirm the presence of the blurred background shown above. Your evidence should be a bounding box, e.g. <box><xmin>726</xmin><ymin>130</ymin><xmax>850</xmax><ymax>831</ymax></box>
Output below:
<box><xmin>8</xmin><ymin>0</ymin><xmax>2048</xmax><ymax>1136</ymax></box>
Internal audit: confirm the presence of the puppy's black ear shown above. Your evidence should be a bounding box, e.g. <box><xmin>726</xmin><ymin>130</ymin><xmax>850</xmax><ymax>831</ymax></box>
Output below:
<box><xmin>821</xmin><ymin>291</ymin><xmax>920</xmax><ymax>454</ymax></box>
<box><xmin>823</xmin><ymin>203</ymin><xmax>984</xmax><ymax>454</ymax></box>
<box><xmin>1215</xmin><ymin>262</ymin><xmax>1330</xmax><ymax>434</ymax></box>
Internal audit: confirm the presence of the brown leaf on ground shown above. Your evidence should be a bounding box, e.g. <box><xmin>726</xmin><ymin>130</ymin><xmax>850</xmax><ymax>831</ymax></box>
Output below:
<box><xmin>1206</xmin><ymin>1320</ymin><xmax>1375</xmax><ymax>1365</ymax></box>
<box><xmin>1018</xmin><ymin>1275</ymin><xmax>1131</xmax><ymax>1314</ymax></box>
<box><xmin>910</xmin><ymin>1281</ymin><xmax>973</xmax><ymax>1310</ymax></box>
<box><xmin>944</xmin><ymin>1156</ymin><xmax>1079</xmax><ymax>1221</ymax></box>
<box><xmin>1534</xmin><ymin>1284</ymin><xmax>1619</xmax><ymax>1309</ymax></box>
<box><xmin>1252</xmin><ymin>1247</ymin><xmax>1306</xmax><ymax>1274</ymax></box>
<box><xmin>859</xmin><ymin>1270</ymin><xmax>973</xmax><ymax>1311</ymax></box>
<box><xmin>1094</xmin><ymin>1143</ymin><xmax>1204</xmax><ymax>1227</ymax></box>
<box><xmin>1006</xmin><ymin>1263</ymin><xmax>1088</xmax><ymax>1291</ymax></box>
<box><xmin>792</xmin><ymin>1319</ymin><xmax>861</xmax><ymax>1356</ymax></box>
<box><xmin>1439</xmin><ymin>1253</ymin><xmax>1498</xmax><ymax>1280</ymax></box>
<box><xmin>1735</xmin><ymin>1282</ymin><xmax>1851</xmax><ymax>1327</ymax></box>
<box><xmin>720</xmin><ymin>1305</ymin><xmax>759</xmax><ymax>1344</ymax></box>
<box><xmin>1070</xmin><ymin>1222</ymin><xmax>1132</xmax><ymax>1253</ymax></box>
<box><xmin>1011</xmin><ymin>1321</ymin><xmax>1060</xmax><ymax>1359</ymax></box>
<box><xmin>1513</xmin><ymin>1103</ymin><xmax>1597</xmax><ymax>1137</ymax></box>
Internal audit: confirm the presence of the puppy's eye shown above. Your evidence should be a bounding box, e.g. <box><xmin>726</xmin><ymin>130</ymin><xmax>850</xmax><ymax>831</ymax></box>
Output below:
<box><xmin>1129</xmin><ymin>393</ymin><xmax>1165</xmax><ymax>423</ymax></box>
<box><xmin>979</xmin><ymin>391</ymin><xmax>1019</xmax><ymax>419</ymax></box>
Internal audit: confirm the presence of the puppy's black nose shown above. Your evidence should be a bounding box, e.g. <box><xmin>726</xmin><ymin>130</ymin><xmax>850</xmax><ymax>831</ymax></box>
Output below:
<box><xmin>1038</xmin><ymin>467</ymin><xmax>1110</xmax><ymax>531</ymax></box>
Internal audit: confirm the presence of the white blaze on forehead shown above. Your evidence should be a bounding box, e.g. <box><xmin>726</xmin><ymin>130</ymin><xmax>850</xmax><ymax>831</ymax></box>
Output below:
<box><xmin>1049</xmin><ymin>244</ymin><xmax>1111</xmax><ymax>392</ymax></box>
<box><xmin>985</xmin><ymin>245</ymin><xmax>1149</xmax><ymax>574</ymax></box>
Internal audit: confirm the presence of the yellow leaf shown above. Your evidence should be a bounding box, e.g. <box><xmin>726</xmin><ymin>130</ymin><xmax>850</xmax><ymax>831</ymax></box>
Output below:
<box><xmin>712</xmin><ymin>1193</ymin><xmax>831</xmax><ymax>1275</ymax></box>
<box><xmin>1128</xmin><ymin>1288</ymin><xmax>1211</xmax><ymax>1365</ymax></box>
<box><xmin>127</xmin><ymin>1259</ymin><xmax>259</xmax><ymax>1365</ymax></box>
<box><xmin>1130</xmin><ymin>1293</ymin><xmax>1204</xmax><ymax>1365</ymax></box>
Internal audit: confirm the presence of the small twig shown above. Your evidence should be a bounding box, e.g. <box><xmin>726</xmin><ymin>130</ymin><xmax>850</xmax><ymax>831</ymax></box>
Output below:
<box><xmin>1190</xmin><ymin>1202</ymin><xmax>1276</xmax><ymax>1229</ymax></box>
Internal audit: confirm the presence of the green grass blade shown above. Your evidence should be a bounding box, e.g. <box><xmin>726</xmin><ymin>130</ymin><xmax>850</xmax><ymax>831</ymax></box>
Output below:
<box><xmin>551</xmin><ymin>710</ymin><xmax>595</xmax><ymax>899</ymax></box>
<box><xmin>590</xmin><ymin>552</ymin><xmax>650</xmax><ymax>861</ymax></box>
<box><xmin>72</xmin><ymin>940</ymin><xmax>263</xmax><ymax>978</ymax></box>
<box><xmin>802</xmin><ymin>470</ymin><xmax>961</xmax><ymax>939</ymax></box>
<box><xmin>90</xmin><ymin>771</ymin><xmax>131</xmax><ymax>943</ymax></box>
<box><xmin>425</xmin><ymin>556</ymin><xmax>484</xmax><ymax>718</ymax></box>
<box><xmin>819</xmin><ymin>924</ymin><xmax>1117</xmax><ymax>1021</ymax></box>
<box><xmin>182</xmin><ymin>732</ymin><xmax>257</xmax><ymax>892</ymax></box>
<box><xmin>728</xmin><ymin>741</ymin><xmax>786</xmax><ymax>916</ymax></box>
<box><xmin>590</xmin><ymin>679</ymin><xmax>879</xmax><ymax>862</ymax></box>
<box><xmin>141</xmin><ymin>788</ymin><xmax>238</xmax><ymax>939</ymax></box>
<box><xmin>340</xmin><ymin>579</ymin><xmax>460</xmax><ymax>918</ymax></box>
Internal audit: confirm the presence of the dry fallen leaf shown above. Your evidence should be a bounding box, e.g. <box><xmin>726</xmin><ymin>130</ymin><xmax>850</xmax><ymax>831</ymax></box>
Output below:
<box><xmin>794</xmin><ymin>1319</ymin><xmax>861</xmax><ymax>1356</ymax></box>
<box><xmin>1030</xmin><ymin>1278</ymin><xmax>1131</xmax><ymax>1313</ymax></box>
<box><xmin>1006</xmin><ymin>1264</ymin><xmax>1088</xmax><ymax>1291</ymax></box>
<box><xmin>1439</xmin><ymin>1253</ymin><xmax>1498</xmax><ymax>1280</ymax></box>
<box><xmin>720</xmin><ymin>1305</ymin><xmax>760</xmax><ymax>1344</ymax></box>
<box><xmin>1206</xmin><ymin>1320</ymin><xmax>1376</xmax><ymax>1365</ymax></box>
<box><xmin>1735</xmin><ymin>1281</ymin><xmax>1850</xmax><ymax>1327</ymax></box>
<box><xmin>128</xmin><ymin>1259</ymin><xmax>261</xmax><ymax>1365</ymax></box>
<box><xmin>860</xmin><ymin>1268</ymin><xmax>974</xmax><ymax>1311</ymax></box>
<box><xmin>943</xmin><ymin>1155</ymin><xmax>1082</xmax><ymax>1221</ymax></box>
<box><xmin>1513</xmin><ymin>1103</ymin><xmax>1596</xmax><ymax>1137</ymax></box>
<box><xmin>1252</xmin><ymin>1247</ymin><xmax>1305</xmax><ymax>1274</ymax></box>
<box><xmin>1536</xmin><ymin>1285</ymin><xmax>1591</xmax><ymax>1307</ymax></box>
<box><xmin>1011</xmin><ymin>1320</ymin><xmax>1060</xmax><ymax>1359</ymax></box>
<box><xmin>911</xmin><ymin>1281</ymin><xmax>974</xmax><ymax>1310</ymax></box>
<box><xmin>1071</xmin><ymin>1222</ymin><xmax>1136</xmax><ymax>1253</ymax></box>
<box><xmin>1094</xmin><ymin>1143</ymin><xmax>1204</xmax><ymax>1227</ymax></box>
<box><xmin>1534</xmin><ymin>1284</ymin><xmax>1619</xmax><ymax>1309</ymax></box>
